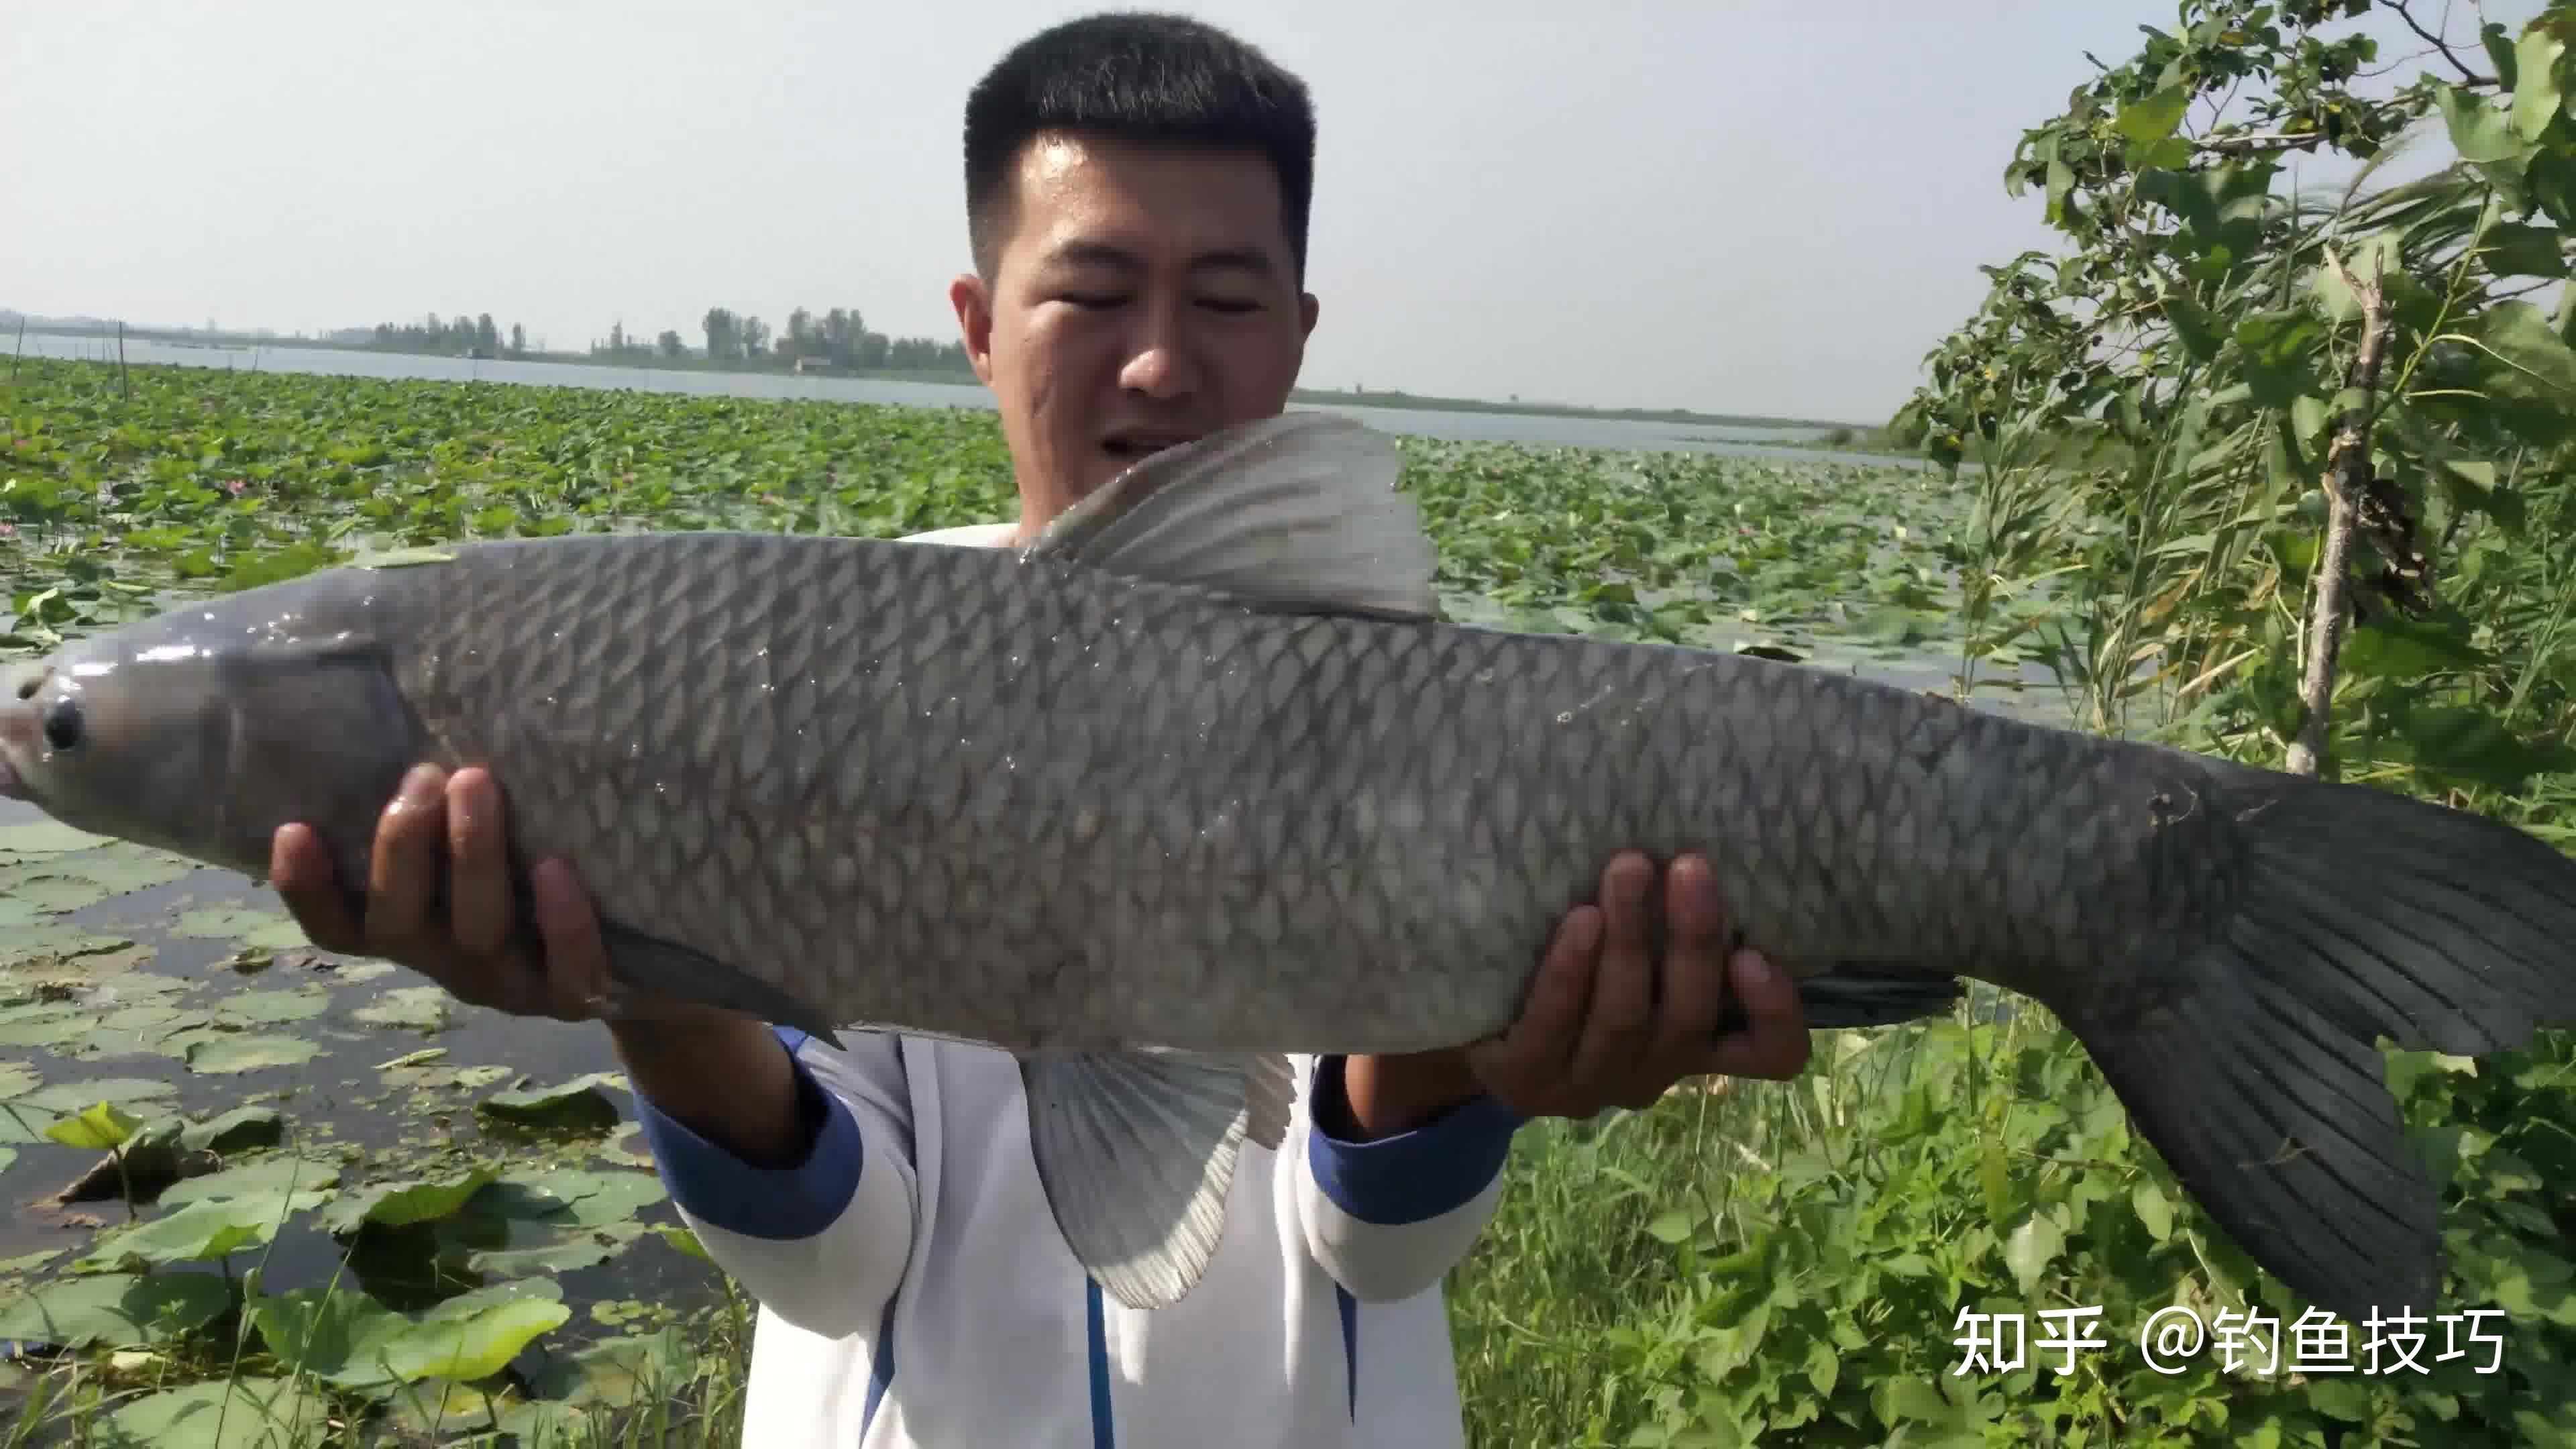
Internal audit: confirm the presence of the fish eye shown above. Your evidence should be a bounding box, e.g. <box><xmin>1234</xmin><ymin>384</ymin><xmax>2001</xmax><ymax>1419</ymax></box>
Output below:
<box><xmin>42</xmin><ymin>698</ymin><xmax>81</xmax><ymax>751</ymax></box>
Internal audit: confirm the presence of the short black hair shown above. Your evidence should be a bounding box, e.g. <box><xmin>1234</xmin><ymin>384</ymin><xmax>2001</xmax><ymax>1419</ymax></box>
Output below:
<box><xmin>963</xmin><ymin>11</ymin><xmax>1316</xmax><ymax>281</ymax></box>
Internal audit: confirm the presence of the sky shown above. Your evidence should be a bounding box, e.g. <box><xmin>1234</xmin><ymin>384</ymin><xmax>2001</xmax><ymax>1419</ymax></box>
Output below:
<box><xmin>0</xmin><ymin>1</ymin><xmax>2539</xmax><ymax>423</ymax></box>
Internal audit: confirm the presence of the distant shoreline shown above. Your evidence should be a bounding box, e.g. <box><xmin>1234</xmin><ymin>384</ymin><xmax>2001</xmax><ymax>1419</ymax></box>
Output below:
<box><xmin>7</xmin><ymin>322</ymin><xmax>1880</xmax><ymax>439</ymax></box>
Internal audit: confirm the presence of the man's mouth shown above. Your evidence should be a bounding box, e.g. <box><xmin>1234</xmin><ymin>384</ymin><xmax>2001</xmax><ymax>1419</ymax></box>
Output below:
<box><xmin>1101</xmin><ymin>431</ymin><xmax>1197</xmax><ymax>465</ymax></box>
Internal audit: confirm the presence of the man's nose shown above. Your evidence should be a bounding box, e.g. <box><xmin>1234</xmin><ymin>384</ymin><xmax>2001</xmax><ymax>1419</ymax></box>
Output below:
<box><xmin>1118</xmin><ymin>299</ymin><xmax>1199</xmax><ymax>399</ymax></box>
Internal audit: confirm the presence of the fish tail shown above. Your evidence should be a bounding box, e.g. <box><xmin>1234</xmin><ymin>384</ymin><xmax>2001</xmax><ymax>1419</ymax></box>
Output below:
<box><xmin>2051</xmin><ymin>763</ymin><xmax>2576</xmax><ymax>1324</ymax></box>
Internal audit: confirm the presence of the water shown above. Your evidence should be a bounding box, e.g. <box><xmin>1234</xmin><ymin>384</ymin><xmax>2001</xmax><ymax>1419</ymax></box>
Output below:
<box><xmin>11</xmin><ymin>330</ymin><xmax>1917</xmax><ymax>470</ymax></box>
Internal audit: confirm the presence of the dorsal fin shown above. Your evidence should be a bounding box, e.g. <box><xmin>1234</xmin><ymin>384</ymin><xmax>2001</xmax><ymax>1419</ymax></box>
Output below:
<box><xmin>1020</xmin><ymin>411</ymin><xmax>1440</xmax><ymax>620</ymax></box>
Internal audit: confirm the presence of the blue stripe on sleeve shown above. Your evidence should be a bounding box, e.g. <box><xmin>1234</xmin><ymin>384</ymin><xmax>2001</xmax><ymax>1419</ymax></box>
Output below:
<box><xmin>1304</xmin><ymin>1055</ymin><xmax>1523</xmax><ymax>1226</ymax></box>
<box><xmin>1086</xmin><ymin>1277</ymin><xmax>1117</xmax><ymax>1448</ymax></box>
<box><xmin>631</xmin><ymin>1025</ymin><xmax>866</xmax><ymax>1240</ymax></box>
<box><xmin>860</xmin><ymin>1292</ymin><xmax>898</xmax><ymax>1434</ymax></box>
<box><xmin>1338</xmin><ymin>1285</ymin><xmax>1358</xmax><ymax>1419</ymax></box>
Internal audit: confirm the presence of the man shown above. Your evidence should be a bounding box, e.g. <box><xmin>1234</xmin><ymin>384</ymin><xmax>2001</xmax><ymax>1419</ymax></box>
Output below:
<box><xmin>268</xmin><ymin>13</ymin><xmax>1811</xmax><ymax>1447</ymax></box>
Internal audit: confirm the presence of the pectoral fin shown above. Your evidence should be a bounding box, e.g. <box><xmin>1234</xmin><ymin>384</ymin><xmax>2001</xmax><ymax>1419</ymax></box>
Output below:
<box><xmin>590</xmin><ymin>918</ymin><xmax>847</xmax><ymax>1051</ymax></box>
<box><xmin>1021</xmin><ymin>1050</ymin><xmax>1295</xmax><ymax>1310</ymax></box>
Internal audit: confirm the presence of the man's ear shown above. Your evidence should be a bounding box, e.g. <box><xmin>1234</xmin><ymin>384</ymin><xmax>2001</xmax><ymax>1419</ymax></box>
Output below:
<box><xmin>951</xmin><ymin>273</ymin><xmax>997</xmax><ymax>386</ymax></box>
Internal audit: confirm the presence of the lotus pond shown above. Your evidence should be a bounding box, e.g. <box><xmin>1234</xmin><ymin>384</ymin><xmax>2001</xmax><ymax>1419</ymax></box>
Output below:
<box><xmin>0</xmin><ymin>356</ymin><xmax>2025</xmax><ymax>1444</ymax></box>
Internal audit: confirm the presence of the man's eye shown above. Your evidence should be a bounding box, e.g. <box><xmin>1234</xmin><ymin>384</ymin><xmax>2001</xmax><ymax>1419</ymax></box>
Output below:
<box><xmin>1061</xmin><ymin>292</ymin><xmax>1124</xmax><ymax>309</ymax></box>
<box><xmin>1199</xmin><ymin>298</ymin><xmax>1261</xmax><ymax>315</ymax></box>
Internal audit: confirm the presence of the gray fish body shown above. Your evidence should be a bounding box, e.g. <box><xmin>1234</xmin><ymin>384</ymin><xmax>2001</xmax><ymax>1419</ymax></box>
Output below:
<box><xmin>329</xmin><ymin>531</ymin><xmax>2208</xmax><ymax>1056</ymax></box>
<box><xmin>4</xmin><ymin>411</ymin><xmax>2570</xmax><ymax>1323</ymax></box>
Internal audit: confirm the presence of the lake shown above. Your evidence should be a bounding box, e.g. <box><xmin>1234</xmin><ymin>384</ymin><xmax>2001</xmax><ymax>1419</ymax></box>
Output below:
<box><xmin>11</xmin><ymin>330</ymin><xmax>1915</xmax><ymax>468</ymax></box>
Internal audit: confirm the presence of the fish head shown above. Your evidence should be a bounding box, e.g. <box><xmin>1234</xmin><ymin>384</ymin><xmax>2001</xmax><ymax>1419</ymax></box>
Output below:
<box><xmin>0</xmin><ymin>590</ymin><xmax>423</xmax><ymax>879</ymax></box>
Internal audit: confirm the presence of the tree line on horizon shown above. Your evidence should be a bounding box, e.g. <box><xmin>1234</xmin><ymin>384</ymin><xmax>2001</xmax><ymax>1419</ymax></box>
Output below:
<box><xmin>361</xmin><ymin>307</ymin><xmax>973</xmax><ymax>376</ymax></box>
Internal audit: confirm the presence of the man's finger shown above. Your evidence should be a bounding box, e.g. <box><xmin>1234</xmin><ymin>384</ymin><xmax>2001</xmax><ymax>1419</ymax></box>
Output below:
<box><xmin>1649</xmin><ymin>854</ymin><xmax>1729</xmax><ymax>1075</ymax></box>
<box><xmin>1465</xmin><ymin>903</ymin><xmax>1599</xmax><ymax>1094</ymax></box>
<box><xmin>445</xmin><ymin>768</ymin><xmax>515</xmax><ymax>959</ymax></box>
<box><xmin>270</xmin><ymin>824</ymin><xmax>363</xmax><ymax>955</ymax></box>
<box><xmin>365</xmin><ymin>764</ymin><xmax>448</xmax><ymax>947</ymax></box>
<box><xmin>1566</xmin><ymin>853</ymin><xmax>1656</xmax><ymax>1090</ymax></box>
<box><xmin>1700</xmin><ymin>948</ymin><xmax>1812</xmax><ymax>1081</ymax></box>
<box><xmin>529</xmin><ymin>857</ymin><xmax>612</xmax><ymax>1022</ymax></box>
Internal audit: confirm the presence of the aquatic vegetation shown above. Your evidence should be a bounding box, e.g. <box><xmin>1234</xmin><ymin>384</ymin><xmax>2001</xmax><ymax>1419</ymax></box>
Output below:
<box><xmin>0</xmin><ymin>356</ymin><xmax>1975</xmax><ymax>1445</ymax></box>
<box><xmin>13</xmin><ymin>345</ymin><xmax>2565</xmax><ymax>1445</ymax></box>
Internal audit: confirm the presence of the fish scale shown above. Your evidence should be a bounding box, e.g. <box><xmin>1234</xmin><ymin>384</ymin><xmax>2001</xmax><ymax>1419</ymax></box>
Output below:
<box><xmin>3</xmin><ymin>409</ymin><xmax>2571</xmax><ymax>1322</ymax></box>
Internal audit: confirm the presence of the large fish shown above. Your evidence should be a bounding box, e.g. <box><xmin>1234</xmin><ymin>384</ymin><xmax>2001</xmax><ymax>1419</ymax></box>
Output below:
<box><xmin>1</xmin><ymin>412</ymin><xmax>2569</xmax><ymax>1322</ymax></box>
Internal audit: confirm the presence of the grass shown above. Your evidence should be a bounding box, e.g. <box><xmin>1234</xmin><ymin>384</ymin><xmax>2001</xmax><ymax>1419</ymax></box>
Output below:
<box><xmin>2</xmin><ymin>354</ymin><xmax>2571</xmax><ymax>1446</ymax></box>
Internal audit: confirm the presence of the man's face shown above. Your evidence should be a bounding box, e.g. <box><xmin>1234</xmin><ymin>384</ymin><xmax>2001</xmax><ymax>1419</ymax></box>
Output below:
<box><xmin>951</xmin><ymin>131</ymin><xmax>1319</xmax><ymax>533</ymax></box>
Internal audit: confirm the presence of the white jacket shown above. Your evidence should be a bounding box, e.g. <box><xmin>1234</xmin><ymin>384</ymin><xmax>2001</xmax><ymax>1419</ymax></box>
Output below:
<box><xmin>631</xmin><ymin>521</ymin><xmax>1524</xmax><ymax>1448</ymax></box>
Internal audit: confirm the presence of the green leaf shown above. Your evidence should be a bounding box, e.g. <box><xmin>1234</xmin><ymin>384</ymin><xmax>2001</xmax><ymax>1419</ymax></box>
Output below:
<box><xmin>653</xmin><ymin>1222</ymin><xmax>713</xmax><ymax>1263</ymax></box>
<box><xmin>2235</xmin><ymin>311</ymin><xmax>2325</xmax><ymax>408</ymax></box>
<box><xmin>2161</xmin><ymin>288</ymin><xmax>2224</xmax><ymax>362</ymax></box>
<box><xmin>0</xmin><ymin>1077</ymin><xmax>178</xmax><ymax>1144</ymax></box>
<box><xmin>1806</xmin><ymin>1338</ymin><xmax>1840</xmax><ymax>1398</ymax></box>
<box><xmin>160</xmin><ymin>1153</ymin><xmax>342</xmax><ymax>1208</ymax></box>
<box><xmin>2340</xmin><ymin>614</ymin><xmax>2495</xmax><ymax>679</ymax></box>
<box><xmin>523</xmin><ymin>1328</ymin><xmax>692</xmax><ymax>1409</ymax></box>
<box><xmin>502</xmin><ymin>1167</ymin><xmax>665</xmax><ymax>1228</ymax></box>
<box><xmin>91</xmin><ymin>1377</ymin><xmax>333</xmax><ymax>1448</ymax></box>
<box><xmin>2306</xmin><ymin>1377</ymin><xmax>2375</xmax><ymax>1423</ymax></box>
<box><xmin>2485</xmin><ymin>223</ymin><xmax>2569</xmax><ymax>279</ymax></box>
<box><xmin>71</xmin><ymin>1196</ymin><xmax>286</xmax><ymax>1270</ymax></box>
<box><xmin>2004</xmin><ymin>1212</ymin><xmax>2065</xmax><ymax>1297</ymax></box>
<box><xmin>2512</xmin><ymin>28</ymin><xmax>2567</xmax><ymax>141</ymax></box>
<box><xmin>2132</xmin><ymin>1180</ymin><xmax>2174</xmax><ymax>1242</ymax></box>
<box><xmin>2485</xmin><ymin>21</ymin><xmax>2522</xmax><ymax>91</ymax></box>
<box><xmin>323</xmin><ymin>1164</ymin><xmax>500</xmax><ymax>1234</ymax></box>
<box><xmin>0</xmin><ymin>1270</ymin><xmax>231</xmax><ymax>1348</ymax></box>
<box><xmin>168</xmin><ymin>905</ymin><xmax>310</xmax><ymax>952</ymax></box>
<box><xmin>0</xmin><ymin>820</ymin><xmax>117</xmax><ymax>857</ymax></box>
<box><xmin>179</xmin><ymin>1105</ymin><xmax>284</xmax><ymax>1153</ymax></box>
<box><xmin>2395</xmin><ymin>706</ymin><xmax>2576</xmax><ymax>793</ymax></box>
<box><xmin>352</xmin><ymin>984</ymin><xmax>452</xmax><ymax>1032</ymax></box>
<box><xmin>381</xmin><ymin>1295</ymin><xmax>572</xmax><ymax>1383</ymax></box>
<box><xmin>2441</xmin><ymin>81</ymin><xmax>2535</xmax><ymax>164</ymax></box>
<box><xmin>42</xmin><ymin>1099</ymin><xmax>147</xmax><ymax>1150</ymax></box>
<box><xmin>215</xmin><ymin>987</ymin><xmax>331</xmax><ymax>1025</ymax></box>
<box><xmin>248</xmin><ymin>1284</ymin><xmax>419</xmax><ymax>1390</ymax></box>
<box><xmin>2539</xmin><ymin>146</ymin><xmax>2576</xmax><ymax>231</ymax></box>
<box><xmin>2470</xmin><ymin>300</ymin><xmax>2576</xmax><ymax>399</ymax></box>
<box><xmin>1978</xmin><ymin>1139</ymin><xmax>2010</xmax><ymax>1224</ymax></box>
<box><xmin>474</xmin><ymin>1071</ymin><xmax>628</xmax><ymax>1132</ymax></box>
<box><xmin>184</xmin><ymin>1032</ymin><xmax>320</xmax><ymax>1074</ymax></box>
<box><xmin>2116</xmin><ymin>84</ymin><xmax>2191</xmax><ymax>143</ymax></box>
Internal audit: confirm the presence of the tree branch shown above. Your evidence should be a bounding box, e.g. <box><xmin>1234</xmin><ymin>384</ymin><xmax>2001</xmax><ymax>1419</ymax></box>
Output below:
<box><xmin>2193</xmin><ymin>129</ymin><xmax>2333</xmax><ymax>155</ymax></box>
<box><xmin>2287</xmin><ymin>246</ymin><xmax>2398</xmax><ymax>779</ymax></box>
<box><xmin>2387</xmin><ymin>0</ymin><xmax>2496</xmax><ymax>86</ymax></box>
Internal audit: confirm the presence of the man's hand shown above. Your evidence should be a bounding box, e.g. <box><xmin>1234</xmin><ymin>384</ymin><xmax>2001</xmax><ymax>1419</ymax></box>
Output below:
<box><xmin>1336</xmin><ymin>851</ymin><xmax>1811</xmax><ymax>1138</ymax></box>
<box><xmin>269</xmin><ymin>763</ymin><xmax>613</xmax><ymax>1020</ymax></box>
<box><xmin>1466</xmin><ymin>851</ymin><xmax>1809</xmax><ymax>1117</ymax></box>
<box><xmin>269</xmin><ymin>762</ymin><xmax>810</xmax><ymax>1165</ymax></box>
